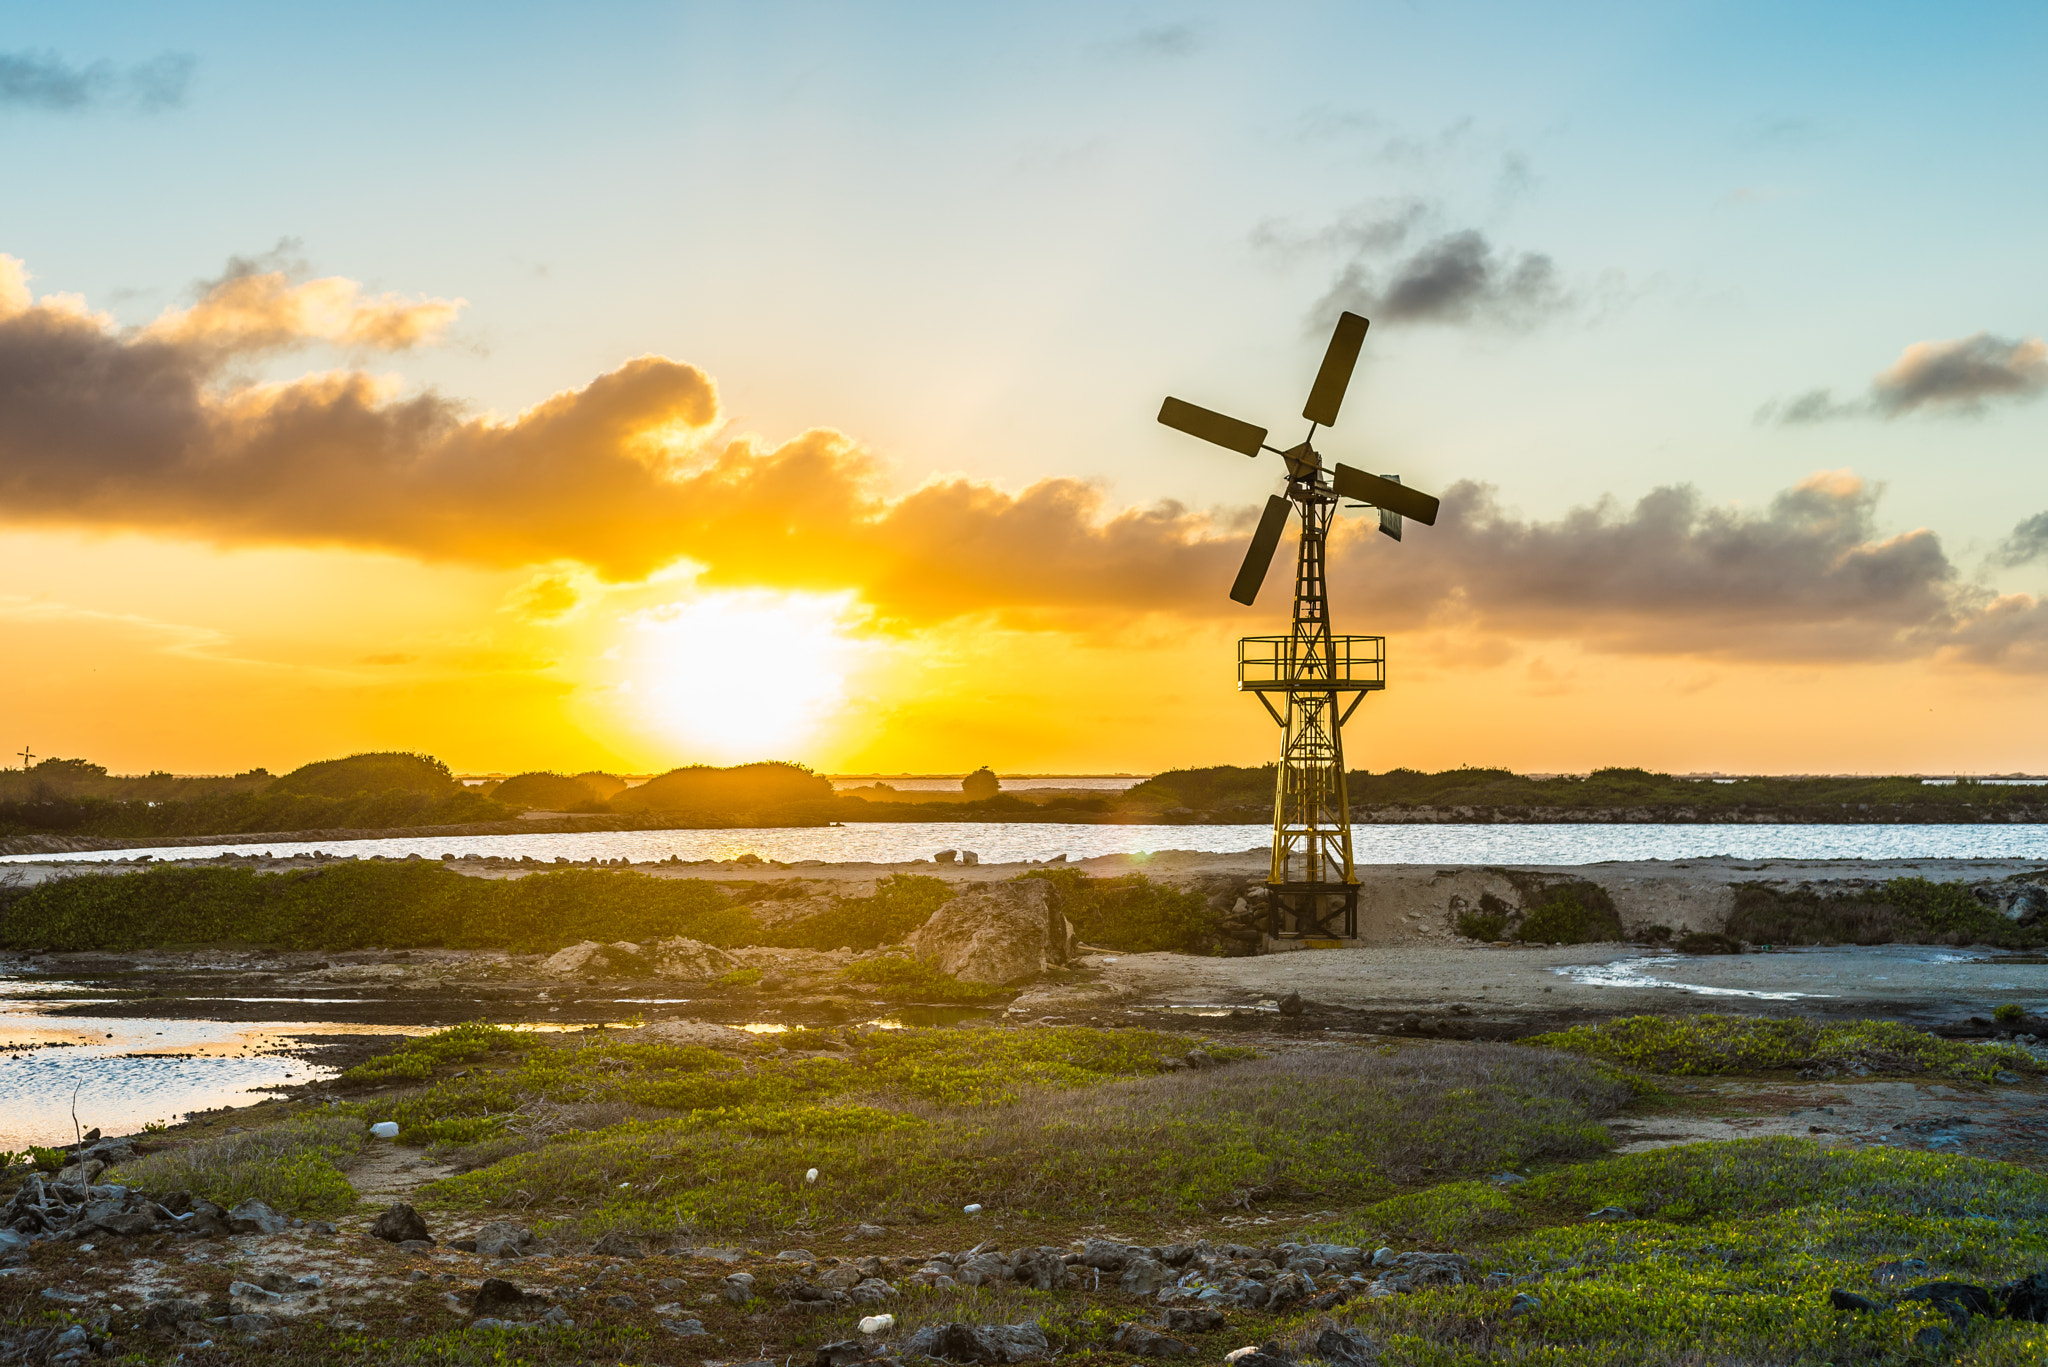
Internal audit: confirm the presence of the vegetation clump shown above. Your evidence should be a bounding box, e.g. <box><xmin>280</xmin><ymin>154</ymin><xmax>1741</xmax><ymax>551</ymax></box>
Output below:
<box><xmin>1016</xmin><ymin>867</ymin><xmax>1225</xmax><ymax>954</ymax></box>
<box><xmin>613</xmin><ymin>761</ymin><xmax>834</xmax><ymax>814</ymax></box>
<box><xmin>336</xmin><ymin>1021</ymin><xmax>539</xmax><ymax>1086</ymax></box>
<box><xmin>1727</xmin><ymin>876</ymin><xmax>2048</xmax><ymax>948</ymax></box>
<box><xmin>1453</xmin><ymin>881</ymin><xmax>1624</xmax><ymax>944</ymax></box>
<box><xmin>109</xmin><ymin>1114</ymin><xmax>365</xmax><ymax>1217</ymax></box>
<box><xmin>1527</xmin><ymin>1012</ymin><xmax>2044</xmax><ymax>1081</ymax></box>
<box><xmin>749</xmin><ymin>873</ymin><xmax>955</xmax><ymax>951</ymax></box>
<box><xmin>488</xmin><ymin>771</ymin><xmax>611</xmax><ymax>811</ymax></box>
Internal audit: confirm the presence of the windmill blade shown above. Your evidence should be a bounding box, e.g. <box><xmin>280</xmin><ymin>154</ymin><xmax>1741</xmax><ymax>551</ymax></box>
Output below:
<box><xmin>1302</xmin><ymin>311</ymin><xmax>1369</xmax><ymax>428</ymax></box>
<box><xmin>1378</xmin><ymin>474</ymin><xmax>1403</xmax><ymax>541</ymax></box>
<box><xmin>1158</xmin><ymin>397</ymin><xmax>1267</xmax><ymax>457</ymax></box>
<box><xmin>1231</xmin><ymin>495</ymin><xmax>1293</xmax><ymax>606</ymax></box>
<box><xmin>1333</xmin><ymin>463</ymin><xmax>1440</xmax><ymax>525</ymax></box>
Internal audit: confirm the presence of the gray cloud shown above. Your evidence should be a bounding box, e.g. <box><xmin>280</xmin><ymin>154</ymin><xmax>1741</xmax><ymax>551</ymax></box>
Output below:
<box><xmin>1311</xmin><ymin>229</ymin><xmax>1565</xmax><ymax>331</ymax></box>
<box><xmin>0</xmin><ymin>49</ymin><xmax>194</xmax><ymax>113</ymax></box>
<box><xmin>1992</xmin><ymin>511</ymin><xmax>2048</xmax><ymax>569</ymax></box>
<box><xmin>1872</xmin><ymin>333</ymin><xmax>2048</xmax><ymax>416</ymax></box>
<box><xmin>1768</xmin><ymin>332</ymin><xmax>2048</xmax><ymax>424</ymax></box>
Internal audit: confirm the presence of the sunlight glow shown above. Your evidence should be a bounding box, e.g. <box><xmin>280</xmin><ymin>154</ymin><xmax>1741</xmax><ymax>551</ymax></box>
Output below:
<box><xmin>615</xmin><ymin>590</ymin><xmax>870</xmax><ymax>763</ymax></box>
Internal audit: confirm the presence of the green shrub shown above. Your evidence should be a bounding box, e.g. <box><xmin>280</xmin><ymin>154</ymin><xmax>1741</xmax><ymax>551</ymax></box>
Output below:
<box><xmin>714</xmin><ymin>966</ymin><xmax>764</xmax><ymax>987</ymax></box>
<box><xmin>1673</xmin><ymin>931</ymin><xmax>1743</xmax><ymax>954</ymax></box>
<box><xmin>1312</xmin><ymin>1180</ymin><xmax>1520</xmax><ymax>1246</ymax></box>
<box><xmin>762</xmin><ymin>874</ymin><xmax>953</xmax><ymax>951</ymax></box>
<box><xmin>1996</xmin><ymin>1002</ymin><xmax>2026</xmax><ymax>1025</ymax></box>
<box><xmin>110</xmin><ymin>1115</ymin><xmax>364</xmax><ymax>1216</ymax></box>
<box><xmin>1527</xmin><ymin>1012</ymin><xmax>2043</xmax><ymax>1081</ymax></box>
<box><xmin>1016</xmin><ymin>869</ymin><xmax>1223</xmax><ymax>954</ymax></box>
<box><xmin>1513</xmin><ymin>882</ymin><xmax>1624</xmax><ymax>944</ymax></box>
<box><xmin>28</xmin><ymin>1145</ymin><xmax>65</xmax><ymax>1172</ymax></box>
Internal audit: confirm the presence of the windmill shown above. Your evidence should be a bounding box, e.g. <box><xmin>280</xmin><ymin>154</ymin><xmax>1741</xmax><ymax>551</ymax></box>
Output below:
<box><xmin>1158</xmin><ymin>311</ymin><xmax>1442</xmax><ymax>941</ymax></box>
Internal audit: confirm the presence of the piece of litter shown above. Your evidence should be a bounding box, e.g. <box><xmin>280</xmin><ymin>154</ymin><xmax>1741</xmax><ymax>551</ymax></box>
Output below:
<box><xmin>1225</xmin><ymin>1348</ymin><xmax>1259</xmax><ymax>1363</ymax></box>
<box><xmin>806</xmin><ymin>1168</ymin><xmax>819</xmax><ymax>1183</ymax></box>
<box><xmin>963</xmin><ymin>1203</ymin><xmax>983</xmax><ymax>1216</ymax></box>
<box><xmin>859</xmin><ymin>1314</ymin><xmax>895</xmax><ymax>1334</ymax></box>
<box><xmin>370</xmin><ymin>1122</ymin><xmax>399</xmax><ymax>1139</ymax></box>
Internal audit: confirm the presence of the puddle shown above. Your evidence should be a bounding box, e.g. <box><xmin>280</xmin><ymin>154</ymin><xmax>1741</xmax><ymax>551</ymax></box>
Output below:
<box><xmin>1553</xmin><ymin>955</ymin><xmax>1835</xmax><ymax>1001</ymax></box>
<box><xmin>0</xmin><ymin>1015</ymin><xmax>430</xmax><ymax>1148</ymax></box>
<box><xmin>866</xmin><ymin>1005</ymin><xmax>1002</xmax><ymax>1029</ymax></box>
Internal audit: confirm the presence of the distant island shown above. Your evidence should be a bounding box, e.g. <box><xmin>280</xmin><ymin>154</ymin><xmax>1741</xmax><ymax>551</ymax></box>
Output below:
<box><xmin>4</xmin><ymin>753</ymin><xmax>2048</xmax><ymax>854</ymax></box>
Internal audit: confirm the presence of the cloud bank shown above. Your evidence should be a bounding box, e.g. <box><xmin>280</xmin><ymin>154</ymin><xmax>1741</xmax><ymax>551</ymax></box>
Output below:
<box><xmin>3</xmin><ymin>251</ymin><xmax>2043</xmax><ymax>670</ymax></box>
<box><xmin>1769</xmin><ymin>332</ymin><xmax>2048</xmax><ymax>423</ymax></box>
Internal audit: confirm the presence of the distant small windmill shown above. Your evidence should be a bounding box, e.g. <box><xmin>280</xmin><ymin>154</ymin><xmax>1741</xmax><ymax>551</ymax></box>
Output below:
<box><xmin>1157</xmin><ymin>311</ymin><xmax>1441</xmax><ymax>940</ymax></box>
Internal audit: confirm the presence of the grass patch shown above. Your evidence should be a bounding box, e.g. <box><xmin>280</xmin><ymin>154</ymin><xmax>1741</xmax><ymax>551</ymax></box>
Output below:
<box><xmin>1312</xmin><ymin>1179</ymin><xmax>1522</xmax><ymax>1246</ymax></box>
<box><xmin>838</xmin><ymin>954</ymin><xmax>1011</xmax><ymax>1002</ymax></box>
<box><xmin>1453</xmin><ymin>881</ymin><xmax>1625</xmax><ymax>944</ymax></box>
<box><xmin>1291</xmin><ymin>1139</ymin><xmax>2048</xmax><ymax>1364</ymax></box>
<box><xmin>109</xmin><ymin>1114</ymin><xmax>364</xmax><ymax>1216</ymax></box>
<box><xmin>335</xmin><ymin>1021</ymin><xmax>539</xmax><ymax>1086</ymax></box>
<box><xmin>1525</xmin><ymin>1012</ymin><xmax>2043</xmax><ymax>1080</ymax></box>
<box><xmin>420</xmin><ymin>1039</ymin><xmax>1631</xmax><ymax>1236</ymax></box>
<box><xmin>713</xmin><ymin>966</ymin><xmax>763</xmax><ymax>987</ymax></box>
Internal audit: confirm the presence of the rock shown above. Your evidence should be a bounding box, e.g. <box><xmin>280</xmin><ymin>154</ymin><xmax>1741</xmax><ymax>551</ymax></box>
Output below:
<box><xmin>227</xmin><ymin>1200</ymin><xmax>288</xmax><ymax>1235</ymax></box>
<box><xmin>368</xmin><ymin>1202</ymin><xmax>433</xmax><ymax>1244</ymax></box>
<box><xmin>649</xmin><ymin>937</ymin><xmax>739</xmax><ymax>980</ymax></box>
<box><xmin>229</xmin><ymin>1281</ymin><xmax>283</xmax><ymax>1307</ymax></box>
<box><xmin>851</xmin><ymin>1222</ymin><xmax>887</xmax><ymax>1239</ymax></box>
<box><xmin>819</xmin><ymin>1267</ymin><xmax>864</xmax><ymax>1291</ymax></box>
<box><xmin>722</xmin><ymin>1272</ymin><xmax>757</xmax><ymax>1304</ymax></box>
<box><xmin>1152</xmin><ymin>1307</ymin><xmax>1224</xmax><ymax>1334</ymax></box>
<box><xmin>849</xmin><ymin>1277</ymin><xmax>898</xmax><ymax>1304</ymax></box>
<box><xmin>1873</xmin><ymin>1258</ymin><xmax>1930</xmax><ymax>1285</ymax></box>
<box><xmin>1112</xmin><ymin>1324</ymin><xmax>1193</xmax><ymax>1357</ymax></box>
<box><xmin>906</xmin><ymin>880</ymin><xmax>1076</xmax><ymax>985</ymax></box>
<box><xmin>776</xmin><ymin>1248</ymin><xmax>820</xmax><ymax>1263</ymax></box>
<box><xmin>901</xmin><ymin>1322</ymin><xmax>1052</xmax><ymax>1364</ymax></box>
<box><xmin>1508</xmin><ymin>1292</ymin><xmax>1542</xmax><ymax>1318</ymax></box>
<box><xmin>1997</xmin><ymin>1269</ymin><xmax>2048</xmax><ymax>1321</ymax></box>
<box><xmin>40</xmin><ymin>1289</ymin><xmax>90</xmax><ymax>1305</ymax></box>
<box><xmin>1913</xmin><ymin>1326</ymin><xmax>1946</xmax><ymax>1350</ymax></box>
<box><xmin>957</xmin><ymin>1252</ymin><xmax>1011</xmax><ymax>1286</ymax></box>
<box><xmin>1013</xmin><ymin>1249</ymin><xmax>1073</xmax><ymax>1290</ymax></box>
<box><xmin>1277</xmin><ymin>991</ymin><xmax>1305</xmax><ymax>1017</ymax></box>
<box><xmin>1081</xmin><ymin>1237</ymin><xmax>1133</xmax><ymax>1270</ymax></box>
<box><xmin>1371</xmin><ymin>1247</ymin><xmax>1395</xmax><ymax>1267</ymax></box>
<box><xmin>591</xmin><ymin>1230</ymin><xmax>645</xmax><ymax>1258</ymax></box>
<box><xmin>1311</xmin><ymin>1327</ymin><xmax>1378</xmax><ymax>1367</ymax></box>
<box><xmin>398</xmin><ymin>1239</ymin><xmax>435</xmax><ymax>1253</ymax></box>
<box><xmin>1119</xmin><ymin>1257</ymin><xmax>1175</xmax><ymax>1296</ymax></box>
<box><xmin>1829</xmin><ymin>1289</ymin><xmax>1880</xmax><ymax>1311</ymax></box>
<box><xmin>472</xmin><ymin>1278</ymin><xmax>543</xmax><ymax>1316</ymax></box>
<box><xmin>1263</xmin><ymin>1270</ymin><xmax>1314</xmax><ymax>1311</ymax></box>
<box><xmin>1586</xmin><ymin>1207</ymin><xmax>1630</xmax><ymax>1222</ymax></box>
<box><xmin>142</xmin><ymin>1298</ymin><xmax>208</xmax><ymax>1330</ymax></box>
<box><xmin>604</xmin><ymin>1294</ymin><xmax>637</xmax><ymax>1310</ymax></box>
<box><xmin>229</xmin><ymin>1313</ymin><xmax>276</xmax><ymax>1333</ymax></box>
<box><xmin>473</xmin><ymin>1221</ymin><xmax>537</xmax><ymax>1259</ymax></box>
<box><xmin>1898</xmin><ymin>1281</ymin><xmax>1996</xmax><ymax>1326</ymax></box>
<box><xmin>812</xmin><ymin>1340</ymin><xmax>868</xmax><ymax>1367</ymax></box>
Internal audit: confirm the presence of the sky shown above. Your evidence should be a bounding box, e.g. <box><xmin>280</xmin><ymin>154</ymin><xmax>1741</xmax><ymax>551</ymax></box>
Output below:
<box><xmin>2</xmin><ymin>1</ymin><xmax>2046</xmax><ymax>777</ymax></box>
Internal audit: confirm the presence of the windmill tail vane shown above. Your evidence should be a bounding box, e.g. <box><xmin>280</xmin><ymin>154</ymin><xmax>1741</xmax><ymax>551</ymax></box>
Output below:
<box><xmin>1156</xmin><ymin>310</ymin><xmax>1444</xmax><ymax>942</ymax></box>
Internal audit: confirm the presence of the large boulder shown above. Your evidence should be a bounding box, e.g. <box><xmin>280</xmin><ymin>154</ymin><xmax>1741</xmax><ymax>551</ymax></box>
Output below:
<box><xmin>906</xmin><ymin>880</ymin><xmax>1075</xmax><ymax>985</ymax></box>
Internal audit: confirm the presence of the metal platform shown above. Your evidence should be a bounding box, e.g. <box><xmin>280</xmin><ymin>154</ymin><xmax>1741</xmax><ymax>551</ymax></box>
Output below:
<box><xmin>1236</xmin><ymin>634</ymin><xmax>1386</xmax><ymax>692</ymax></box>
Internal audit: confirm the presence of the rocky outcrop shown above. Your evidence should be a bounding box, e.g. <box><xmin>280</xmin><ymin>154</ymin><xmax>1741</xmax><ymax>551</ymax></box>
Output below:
<box><xmin>906</xmin><ymin>880</ymin><xmax>1075</xmax><ymax>985</ymax></box>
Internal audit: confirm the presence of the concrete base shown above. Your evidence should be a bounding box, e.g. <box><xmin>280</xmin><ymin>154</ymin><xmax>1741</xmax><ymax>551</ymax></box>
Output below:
<box><xmin>1261</xmin><ymin>934</ymin><xmax>1362</xmax><ymax>953</ymax></box>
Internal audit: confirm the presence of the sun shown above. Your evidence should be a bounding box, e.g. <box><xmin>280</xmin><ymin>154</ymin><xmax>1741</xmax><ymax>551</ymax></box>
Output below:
<box><xmin>613</xmin><ymin>589</ymin><xmax>870</xmax><ymax>763</ymax></box>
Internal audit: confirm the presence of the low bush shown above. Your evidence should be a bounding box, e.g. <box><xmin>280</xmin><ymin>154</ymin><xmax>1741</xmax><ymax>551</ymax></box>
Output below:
<box><xmin>1016</xmin><ymin>869</ymin><xmax>1224</xmax><ymax>954</ymax></box>
<box><xmin>1672</xmin><ymin>930</ymin><xmax>1743</xmax><ymax>954</ymax></box>
<box><xmin>1726</xmin><ymin>876</ymin><xmax>2048</xmax><ymax>948</ymax></box>
<box><xmin>760</xmin><ymin>874</ymin><xmax>954</xmax><ymax>951</ymax></box>
<box><xmin>110</xmin><ymin>1115</ymin><xmax>365</xmax><ymax>1216</ymax></box>
<box><xmin>1526</xmin><ymin>1012</ymin><xmax>2043</xmax><ymax>1081</ymax></box>
<box><xmin>1514</xmin><ymin>881</ymin><xmax>1624</xmax><ymax>944</ymax></box>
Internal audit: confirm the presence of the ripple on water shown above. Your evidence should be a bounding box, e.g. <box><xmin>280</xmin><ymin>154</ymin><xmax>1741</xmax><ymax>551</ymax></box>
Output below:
<box><xmin>1552</xmin><ymin>954</ymin><xmax>1835</xmax><ymax>1002</ymax></box>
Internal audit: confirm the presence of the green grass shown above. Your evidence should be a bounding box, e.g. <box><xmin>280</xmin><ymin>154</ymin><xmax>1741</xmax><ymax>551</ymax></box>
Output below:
<box><xmin>752</xmin><ymin>873</ymin><xmax>955</xmax><ymax>951</ymax></box>
<box><xmin>336</xmin><ymin>1021</ymin><xmax>540</xmax><ymax>1086</ymax></box>
<box><xmin>1726</xmin><ymin>875</ymin><xmax>2048</xmax><ymax>948</ymax></box>
<box><xmin>108</xmin><ymin>1114</ymin><xmax>365</xmax><ymax>1217</ymax></box>
<box><xmin>1287</xmin><ymin>1140</ymin><xmax>2048</xmax><ymax>1365</ymax></box>
<box><xmin>409</xmin><ymin>1035</ymin><xmax>1629</xmax><ymax>1237</ymax></box>
<box><xmin>1454</xmin><ymin>882</ymin><xmax>1624</xmax><ymax>944</ymax></box>
<box><xmin>1525</xmin><ymin>1012</ymin><xmax>2044</xmax><ymax>1081</ymax></box>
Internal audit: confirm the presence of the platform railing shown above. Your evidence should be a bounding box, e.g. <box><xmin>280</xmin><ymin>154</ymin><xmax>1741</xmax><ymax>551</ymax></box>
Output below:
<box><xmin>1236</xmin><ymin>635</ymin><xmax>1386</xmax><ymax>693</ymax></box>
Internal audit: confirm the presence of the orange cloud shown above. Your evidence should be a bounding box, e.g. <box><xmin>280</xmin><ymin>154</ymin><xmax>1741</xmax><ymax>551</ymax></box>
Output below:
<box><xmin>5</xmin><ymin>250</ymin><xmax>2048</xmax><ymax>673</ymax></box>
